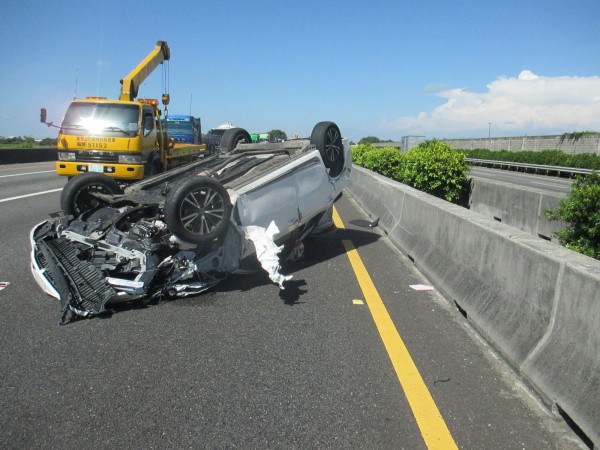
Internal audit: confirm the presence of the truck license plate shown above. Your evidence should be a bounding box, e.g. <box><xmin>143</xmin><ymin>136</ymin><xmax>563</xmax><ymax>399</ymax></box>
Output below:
<box><xmin>89</xmin><ymin>164</ymin><xmax>104</xmax><ymax>173</ymax></box>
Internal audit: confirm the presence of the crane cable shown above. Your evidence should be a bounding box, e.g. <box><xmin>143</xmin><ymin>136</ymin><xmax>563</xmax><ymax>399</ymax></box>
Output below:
<box><xmin>162</xmin><ymin>58</ymin><xmax>170</xmax><ymax>119</ymax></box>
<box><xmin>160</xmin><ymin>58</ymin><xmax>171</xmax><ymax>168</ymax></box>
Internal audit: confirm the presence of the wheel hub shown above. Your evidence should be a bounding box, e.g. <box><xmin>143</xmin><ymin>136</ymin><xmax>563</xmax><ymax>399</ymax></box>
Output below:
<box><xmin>180</xmin><ymin>188</ymin><xmax>225</xmax><ymax>235</ymax></box>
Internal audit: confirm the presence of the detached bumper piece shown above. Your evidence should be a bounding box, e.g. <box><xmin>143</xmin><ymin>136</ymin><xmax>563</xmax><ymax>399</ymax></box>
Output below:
<box><xmin>36</xmin><ymin>237</ymin><xmax>116</xmax><ymax>324</ymax></box>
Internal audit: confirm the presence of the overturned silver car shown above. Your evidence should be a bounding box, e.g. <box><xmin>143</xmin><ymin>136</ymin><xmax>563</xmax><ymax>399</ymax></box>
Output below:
<box><xmin>31</xmin><ymin>122</ymin><xmax>351</xmax><ymax>323</ymax></box>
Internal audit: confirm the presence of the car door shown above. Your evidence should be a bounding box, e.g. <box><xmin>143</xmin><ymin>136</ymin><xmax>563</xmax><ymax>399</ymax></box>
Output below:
<box><xmin>233</xmin><ymin>150</ymin><xmax>334</xmax><ymax>241</ymax></box>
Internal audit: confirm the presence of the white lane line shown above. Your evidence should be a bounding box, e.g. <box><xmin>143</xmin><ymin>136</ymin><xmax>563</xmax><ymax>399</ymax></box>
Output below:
<box><xmin>0</xmin><ymin>170</ymin><xmax>56</xmax><ymax>178</ymax></box>
<box><xmin>0</xmin><ymin>188</ymin><xmax>62</xmax><ymax>203</ymax></box>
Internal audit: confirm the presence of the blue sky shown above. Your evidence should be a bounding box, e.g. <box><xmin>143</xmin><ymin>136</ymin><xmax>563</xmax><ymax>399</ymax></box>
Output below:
<box><xmin>1</xmin><ymin>0</ymin><xmax>599</xmax><ymax>142</ymax></box>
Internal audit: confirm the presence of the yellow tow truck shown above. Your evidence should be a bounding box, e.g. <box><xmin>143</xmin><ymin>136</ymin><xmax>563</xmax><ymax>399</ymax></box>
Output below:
<box><xmin>41</xmin><ymin>41</ymin><xmax>207</xmax><ymax>181</ymax></box>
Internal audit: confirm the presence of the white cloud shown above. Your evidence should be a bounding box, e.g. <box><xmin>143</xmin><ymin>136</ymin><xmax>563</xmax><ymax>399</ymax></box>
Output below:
<box><xmin>386</xmin><ymin>71</ymin><xmax>600</xmax><ymax>137</ymax></box>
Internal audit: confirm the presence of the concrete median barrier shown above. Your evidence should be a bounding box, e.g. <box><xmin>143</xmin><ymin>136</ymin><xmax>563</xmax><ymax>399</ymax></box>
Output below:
<box><xmin>469</xmin><ymin>176</ymin><xmax>567</xmax><ymax>241</ymax></box>
<box><xmin>346</xmin><ymin>165</ymin><xmax>600</xmax><ymax>446</ymax></box>
<box><xmin>0</xmin><ymin>148</ymin><xmax>57</xmax><ymax>165</ymax></box>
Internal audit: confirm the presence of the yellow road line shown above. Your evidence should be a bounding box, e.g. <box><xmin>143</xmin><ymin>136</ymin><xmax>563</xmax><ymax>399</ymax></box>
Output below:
<box><xmin>333</xmin><ymin>207</ymin><xmax>457</xmax><ymax>450</ymax></box>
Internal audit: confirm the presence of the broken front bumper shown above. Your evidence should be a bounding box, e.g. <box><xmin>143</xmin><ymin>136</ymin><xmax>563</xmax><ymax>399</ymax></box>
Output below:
<box><xmin>29</xmin><ymin>220</ymin><xmax>222</xmax><ymax>323</ymax></box>
<box><xmin>30</xmin><ymin>221</ymin><xmax>117</xmax><ymax>322</ymax></box>
<box><xmin>30</xmin><ymin>222</ymin><xmax>61</xmax><ymax>300</ymax></box>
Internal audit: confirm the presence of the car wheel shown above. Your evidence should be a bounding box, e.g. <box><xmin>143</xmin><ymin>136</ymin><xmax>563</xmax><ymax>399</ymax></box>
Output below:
<box><xmin>60</xmin><ymin>172</ymin><xmax>123</xmax><ymax>216</ymax></box>
<box><xmin>310</xmin><ymin>121</ymin><xmax>345</xmax><ymax>177</ymax></box>
<box><xmin>220</xmin><ymin>128</ymin><xmax>252</xmax><ymax>153</ymax></box>
<box><xmin>164</xmin><ymin>177</ymin><xmax>232</xmax><ymax>244</ymax></box>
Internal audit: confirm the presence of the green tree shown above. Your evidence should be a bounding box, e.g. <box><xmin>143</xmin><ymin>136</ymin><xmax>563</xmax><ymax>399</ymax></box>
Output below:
<box><xmin>358</xmin><ymin>136</ymin><xmax>381</xmax><ymax>145</ymax></box>
<box><xmin>268</xmin><ymin>129</ymin><xmax>287</xmax><ymax>142</ymax></box>
<box><xmin>20</xmin><ymin>137</ymin><xmax>35</xmax><ymax>149</ymax></box>
<box><xmin>546</xmin><ymin>173</ymin><xmax>600</xmax><ymax>259</ymax></box>
<box><xmin>1</xmin><ymin>136</ymin><xmax>23</xmax><ymax>145</ymax></box>
<box><xmin>40</xmin><ymin>137</ymin><xmax>58</xmax><ymax>147</ymax></box>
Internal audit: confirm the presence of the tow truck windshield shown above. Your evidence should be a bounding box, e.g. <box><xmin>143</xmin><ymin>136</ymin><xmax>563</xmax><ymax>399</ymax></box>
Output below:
<box><xmin>61</xmin><ymin>103</ymin><xmax>140</xmax><ymax>137</ymax></box>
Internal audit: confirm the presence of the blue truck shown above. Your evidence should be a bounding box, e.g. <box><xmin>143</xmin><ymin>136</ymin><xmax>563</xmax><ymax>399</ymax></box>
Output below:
<box><xmin>164</xmin><ymin>115</ymin><xmax>202</xmax><ymax>144</ymax></box>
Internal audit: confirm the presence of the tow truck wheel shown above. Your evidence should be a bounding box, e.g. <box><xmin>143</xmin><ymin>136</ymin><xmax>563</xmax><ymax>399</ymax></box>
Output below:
<box><xmin>60</xmin><ymin>172</ymin><xmax>123</xmax><ymax>216</ymax></box>
<box><xmin>310</xmin><ymin>121</ymin><xmax>345</xmax><ymax>177</ymax></box>
<box><xmin>164</xmin><ymin>177</ymin><xmax>232</xmax><ymax>244</ymax></box>
<box><xmin>220</xmin><ymin>128</ymin><xmax>252</xmax><ymax>153</ymax></box>
<box><xmin>146</xmin><ymin>151</ymin><xmax>164</xmax><ymax>176</ymax></box>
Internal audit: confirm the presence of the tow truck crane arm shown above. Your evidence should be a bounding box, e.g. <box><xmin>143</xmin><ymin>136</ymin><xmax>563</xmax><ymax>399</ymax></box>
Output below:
<box><xmin>119</xmin><ymin>40</ymin><xmax>170</xmax><ymax>102</ymax></box>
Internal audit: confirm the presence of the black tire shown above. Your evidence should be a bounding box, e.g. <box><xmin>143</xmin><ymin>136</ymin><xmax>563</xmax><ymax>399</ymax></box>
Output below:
<box><xmin>164</xmin><ymin>177</ymin><xmax>232</xmax><ymax>244</ymax></box>
<box><xmin>60</xmin><ymin>172</ymin><xmax>123</xmax><ymax>216</ymax></box>
<box><xmin>219</xmin><ymin>128</ymin><xmax>252</xmax><ymax>153</ymax></box>
<box><xmin>310</xmin><ymin>121</ymin><xmax>345</xmax><ymax>177</ymax></box>
<box><xmin>146</xmin><ymin>151</ymin><xmax>163</xmax><ymax>176</ymax></box>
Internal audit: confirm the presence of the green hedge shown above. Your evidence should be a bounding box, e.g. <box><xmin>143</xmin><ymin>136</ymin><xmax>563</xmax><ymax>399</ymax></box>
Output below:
<box><xmin>462</xmin><ymin>148</ymin><xmax>600</xmax><ymax>170</ymax></box>
<box><xmin>362</xmin><ymin>146</ymin><xmax>404</xmax><ymax>180</ymax></box>
<box><xmin>351</xmin><ymin>141</ymin><xmax>470</xmax><ymax>202</ymax></box>
<box><xmin>351</xmin><ymin>143</ymin><xmax>375</xmax><ymax>167</ymax></box>
<box><xmin>403</xmin><ymin>141</ymin><xmax>470</xmax><ymax>202</ymax></box>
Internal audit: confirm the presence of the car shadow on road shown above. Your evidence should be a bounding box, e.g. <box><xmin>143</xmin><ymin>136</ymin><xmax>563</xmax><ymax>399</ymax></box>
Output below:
<box><xmin>195</xmin><ymin>225</ymin><xmax>381</xmax><ymax>307</ymax></box>
<box><xmin>277</xmin><ymin>226</ymin><xmax>381</xmax><ymax>304</ymax></box>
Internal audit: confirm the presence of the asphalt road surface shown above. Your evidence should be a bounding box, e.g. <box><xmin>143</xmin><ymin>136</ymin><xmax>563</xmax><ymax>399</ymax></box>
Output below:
<box><xmin>470</xmin><ymin>166</ymin><xmax>572</xmax><ymax>195</ymax></box>
<box><xmin>0</xmin><ymin>162</ymin><xmax>585</xmax><ymax>449</ymax></box>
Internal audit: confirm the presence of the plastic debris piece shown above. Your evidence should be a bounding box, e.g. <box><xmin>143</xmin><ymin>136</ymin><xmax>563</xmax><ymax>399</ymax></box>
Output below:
<box><xmin>242</xmin><ymin>221</ymin><xmax>292</xmax><ymax>289</ymax></box>
<box><xmin>410</xmin><ymin>284</ymin><xmax>435</xmax><ymax>291</ymax></box>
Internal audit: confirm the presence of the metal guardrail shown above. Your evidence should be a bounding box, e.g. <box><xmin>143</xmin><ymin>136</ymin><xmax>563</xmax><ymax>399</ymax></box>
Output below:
<box><xmin>466</xmin><ymin>158</ymin><xmax>593</xmax><ymax>177</ymax></box>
